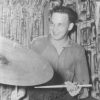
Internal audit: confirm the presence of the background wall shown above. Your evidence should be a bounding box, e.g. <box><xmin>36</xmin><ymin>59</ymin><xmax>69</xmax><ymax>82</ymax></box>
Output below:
<box><xmin>0</xmin><ymin>0</ymin><xmax>48</xmax><ymax>47</ymax></box>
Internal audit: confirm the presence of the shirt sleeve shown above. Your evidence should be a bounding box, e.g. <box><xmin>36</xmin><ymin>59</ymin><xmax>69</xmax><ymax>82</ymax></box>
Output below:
<box><xmin>74</xmin><ymin>47</ymin><xmax>90</xmax><ymax>99</ymax></box>
<box><xmin>29</xmin><ymin>37</ymin><xmax>46</xmax><ymax>54</ymax></box>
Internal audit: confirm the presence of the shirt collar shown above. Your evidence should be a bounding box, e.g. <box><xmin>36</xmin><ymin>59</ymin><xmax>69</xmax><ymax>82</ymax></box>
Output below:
<box><xmin>61</xmin><ymin>38</ymin><xmax>72</xmax><ymax>48</ymax></box>
<box><xmin>48</xmin><ymin>34</ymin><xmax>73</xmax><ymax>48</ymax></box>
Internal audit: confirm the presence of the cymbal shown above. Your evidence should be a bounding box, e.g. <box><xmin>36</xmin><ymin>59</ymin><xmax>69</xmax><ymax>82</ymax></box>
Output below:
<box><xmin>0</xmin><ymin>36</ymin><xmax>53</xmax><ymax>86</ymax></box>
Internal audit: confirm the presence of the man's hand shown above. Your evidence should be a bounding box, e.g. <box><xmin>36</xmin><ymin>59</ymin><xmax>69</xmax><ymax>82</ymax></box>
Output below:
<box><xmin>65</xmin><ymin>81</ymin><xmax>81</xmax><ymax>96</ymax></box>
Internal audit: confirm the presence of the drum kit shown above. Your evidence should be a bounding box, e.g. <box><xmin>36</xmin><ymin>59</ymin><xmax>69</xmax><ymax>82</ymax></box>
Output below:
<box><xmin>0</xmin><ymin>36</ymin><xmax>92</xmax><ymax>100</ymax></box>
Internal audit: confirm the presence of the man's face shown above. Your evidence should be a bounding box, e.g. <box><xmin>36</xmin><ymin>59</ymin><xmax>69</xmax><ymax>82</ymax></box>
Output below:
<box><xmin>50</xmin><ymin>12</ymin><xmax>70</xmax><ymax>40</ymax></box>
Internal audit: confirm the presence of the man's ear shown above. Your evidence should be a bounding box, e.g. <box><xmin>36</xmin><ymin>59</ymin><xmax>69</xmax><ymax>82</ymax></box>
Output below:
<box><xmin>68</xmin><ymin>23</ymin><xmax>74</xmax><ymax>31</ymax></box>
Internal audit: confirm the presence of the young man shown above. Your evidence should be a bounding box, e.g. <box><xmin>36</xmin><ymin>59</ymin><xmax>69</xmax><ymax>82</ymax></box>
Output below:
<box><xmin>29</xmin><ymin>6</ymin><xmax>97</xmax><ymax>100</ymax></box>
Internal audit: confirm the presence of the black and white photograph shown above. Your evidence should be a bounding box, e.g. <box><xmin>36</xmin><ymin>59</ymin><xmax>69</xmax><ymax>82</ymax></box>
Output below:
<box><xmin>0</xmin><ymin>0</ymin><xmax>100</xmax><ymax>100</ymax></box>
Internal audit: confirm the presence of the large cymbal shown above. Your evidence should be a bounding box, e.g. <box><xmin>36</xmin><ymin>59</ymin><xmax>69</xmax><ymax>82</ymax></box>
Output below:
<box><xmin>0</xmin><ymin>36</ymin><xmax>53</xmax><ymax>86</ymax></box>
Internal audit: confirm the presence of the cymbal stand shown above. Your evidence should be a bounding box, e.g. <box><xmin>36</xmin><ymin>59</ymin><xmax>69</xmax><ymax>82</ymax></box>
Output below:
<box><xmin>11</xmin><ymin>86</ymin><xmax>18</xmax><ymax>100</ymax></box>
<box><xmin>0</xmin><ymin>86</ymin><xmax>3</xmax><ymax>100</ymax></box>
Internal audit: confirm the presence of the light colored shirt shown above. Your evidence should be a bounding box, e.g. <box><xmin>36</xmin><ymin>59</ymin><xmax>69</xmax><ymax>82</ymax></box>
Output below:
<box><xmin>30</xmin><ymin>35</ymin><xmax>90</xmax><ymax>99</ymax></box>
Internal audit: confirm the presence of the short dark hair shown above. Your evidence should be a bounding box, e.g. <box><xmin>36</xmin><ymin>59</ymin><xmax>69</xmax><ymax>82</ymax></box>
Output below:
<box><xmin>50</xmin><ymin>6</ymin><xmax>78</xmax><ymax>23</ymax></box>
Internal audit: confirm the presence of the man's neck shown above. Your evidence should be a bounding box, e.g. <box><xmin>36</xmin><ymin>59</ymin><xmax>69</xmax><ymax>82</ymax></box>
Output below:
<box><xmin>50</xmin><ymin>37</ymin><xmax>69</xmax><ymax>55</ymax></box>
<box><xmin>51</xmin><ymin>36</ymin><xmax>69</xmax><ymax>47</ymax></box>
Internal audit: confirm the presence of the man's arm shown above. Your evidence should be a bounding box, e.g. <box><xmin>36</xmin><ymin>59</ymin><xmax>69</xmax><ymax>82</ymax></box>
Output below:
<box><xmin>75</xmin><ymin>47</ymin><xmax>90</xmax><ymax>99</ymax></box>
